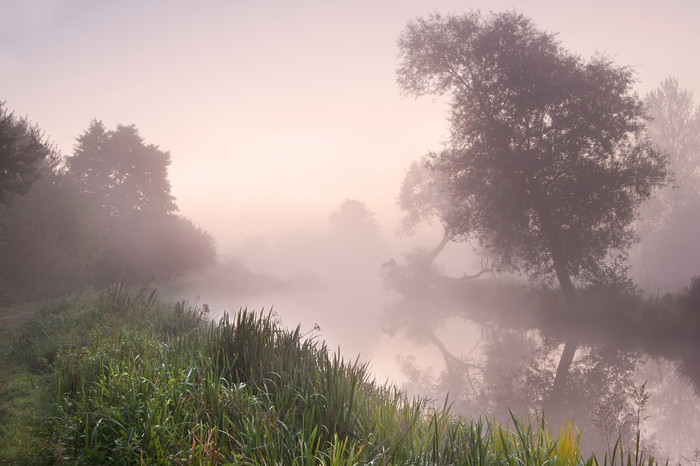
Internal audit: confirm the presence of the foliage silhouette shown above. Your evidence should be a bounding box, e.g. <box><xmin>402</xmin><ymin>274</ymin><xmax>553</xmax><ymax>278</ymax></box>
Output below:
<box><xmin>396</xmin><ymin>10</ymin><xmax>667</xmax><ymax>299</ymax></box>
<box><xmin>634</xmin><ymin>78</ymin><xmax>700</xmax><ymax>289</ymax></box>
<box><xmin>0</xmin><ymin>101</ymin><xmax>57</xmax><ymax>206</ymax></box>
<box><xmin>67</xmin><ymin>120</ymin><xmax>176</xmax><ymax>217</ymax></box>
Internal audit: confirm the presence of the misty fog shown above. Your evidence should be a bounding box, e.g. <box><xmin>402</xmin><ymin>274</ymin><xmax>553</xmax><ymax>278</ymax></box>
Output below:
<box><xmin>157</xmin><ymin>194</ymin><xmax>700</xmax><ymax>459</ymax></box>
<box><xmin>3</xmin><ymin>1</ymin><xmax>700</xmax><ymax>463</ymax></box>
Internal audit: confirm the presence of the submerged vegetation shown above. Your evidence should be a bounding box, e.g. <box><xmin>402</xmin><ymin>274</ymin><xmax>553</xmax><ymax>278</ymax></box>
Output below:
<box><xmin>0</xmin><ymin>284</ymin><xmax>666</xmax><ymax>464</ymax></box>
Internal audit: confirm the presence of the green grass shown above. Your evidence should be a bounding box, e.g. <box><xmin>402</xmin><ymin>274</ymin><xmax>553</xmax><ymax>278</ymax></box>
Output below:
<box><xmin>0</xmin><ymin>284</ymin><xmax>664</xmax><ymax>464</ymax></box>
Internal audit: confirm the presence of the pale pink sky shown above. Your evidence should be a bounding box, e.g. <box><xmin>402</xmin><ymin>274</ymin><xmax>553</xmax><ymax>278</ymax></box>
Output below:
<box><xmin>2</xmin><ymin>0</ymin><xmax>698</xmax><ymax>252</ymax></box>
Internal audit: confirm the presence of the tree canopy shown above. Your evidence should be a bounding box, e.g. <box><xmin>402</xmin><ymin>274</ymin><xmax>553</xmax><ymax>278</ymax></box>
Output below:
<box><xmin>643</xmin><ymin>77</ymin><xmax>700</xmax><ymax>217</ymax></box>
<box><xmin>0</xmin><ymin>101</ymin><xmax>57</xmax><ymax>206</ymax></box>
<box><xmin>66</xmin><ymin>120</ymin><xmax>176</xmax><ymax>217</ymax></box>
<box><xmin>64</xmin><ymin>120</ymin><xmax>215</xmax><ymax>285</ymax></box>
<box><xmin>645</xmin><ymin>77</ymin><xmax>700</xmax><ymax>207</ymax></box>
<box><xmin>328</xmin><ymin>198</ymin><xmax>381</xmax><ymax>239</ymax></box>
<box><xmin>396</xmin><ymin>11</ymin><xmax>667</xmax><ymax>299</ymax></box>
<box><xmin>634</xmin><ymin>78</ymin><xmax>700</xmax><ymax>288</ymax></box>
<box><xmin>397</xmin><ymin>156</ymin><xmax>453</xmax><ymax>236</ymax></box>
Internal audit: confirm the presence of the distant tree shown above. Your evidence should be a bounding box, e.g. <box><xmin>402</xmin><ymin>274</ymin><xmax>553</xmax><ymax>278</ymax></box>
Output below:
<box><xmin>644</xmin><ymin>77</ymin><xmax>700</xmax><ymax>210</ymax></box>
<box><xmin>328</xmin><ymin>199</ymin><xmax>384</xmax><ymax>269</ymax></box>
<box><xmin>0</xmin><ymin>101</ymin><xmax>57</xmax><ymax>206</ymax></box>
<box><xmin>65</xmin><ymin>120</ymin><xmax>215</xmax><ymax>284</ymax></box>
<box><xmin>328</xmin><ymin>199</ymin><xmax>381</xmax><ymax>240</ymax></box>
<box><xmin>397</xmin><ymin>11</ymin><xmax>666</xmax><ymax>302</ymax></box>
<box><xmin>66</xmin><ymin>120</ymin><xmax>176</xmax><ymax>217</ymax></box>
<box><xmin>634</xmin><ymin>78</ymin><xmax>700</xmax><ymax>288</ymax></box>
<box><xmin>396</xmin><ymin>10</ymin><xmax>667</xmax><ymax>413</ymax></box>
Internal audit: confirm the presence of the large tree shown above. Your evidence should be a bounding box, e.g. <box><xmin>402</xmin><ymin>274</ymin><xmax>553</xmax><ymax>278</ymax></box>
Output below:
<box><xmin>396</xmin><ymin>10</ymin><xmax>667</xmax><ymax>414</ymax></box>
<box><xmin>66</xmin><ymin>120</ymin><xmax>176</xmax><ymax>217</ymax></box>
<box><xmin>66</xmin><ymin>120</ymin><xmax>215</xmax><ymax>284</ymax></box>
<box><xmin>0</xmin><ymin>101</ymin><xmax>57</xmax><ymax>206</ymax></box>
<box><xmin>397</xmin><ymin>11</ymin><xmax>666</xmax><ymax>302</ymax></box>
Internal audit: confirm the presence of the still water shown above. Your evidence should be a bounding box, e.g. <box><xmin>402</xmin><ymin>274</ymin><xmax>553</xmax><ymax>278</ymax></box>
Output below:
<box><xmin>167</xmin><ymin>266</ymin><xmax>700</xmax><ymax>462</ymax></box>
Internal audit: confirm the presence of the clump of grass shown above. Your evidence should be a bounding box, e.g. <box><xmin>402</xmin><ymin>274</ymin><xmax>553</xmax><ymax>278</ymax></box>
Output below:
<box><xmin>1</xmin><ymin>284</ymin><xmax>666</xmax><ymax>464</ymax></box>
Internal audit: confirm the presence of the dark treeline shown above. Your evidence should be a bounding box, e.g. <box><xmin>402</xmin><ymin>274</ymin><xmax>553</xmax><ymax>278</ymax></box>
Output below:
<box><xmin>0</xmin><ymin>112</ymin><xmax>216</xmax><ymax>302</ymax></box>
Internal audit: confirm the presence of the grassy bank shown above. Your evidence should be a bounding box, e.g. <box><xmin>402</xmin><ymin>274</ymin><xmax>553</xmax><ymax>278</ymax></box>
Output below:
<box><xmin>0</xmin><ymin>285</ymin><xmax>657</xmax><ymax>464</ymax></box>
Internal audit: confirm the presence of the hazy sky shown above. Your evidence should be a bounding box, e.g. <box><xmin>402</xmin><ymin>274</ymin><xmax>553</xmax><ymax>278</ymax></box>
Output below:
<box><xmin>3</xmin><ymin>0</ymin><xmax>698</xmax><ymax>252</ymax></box>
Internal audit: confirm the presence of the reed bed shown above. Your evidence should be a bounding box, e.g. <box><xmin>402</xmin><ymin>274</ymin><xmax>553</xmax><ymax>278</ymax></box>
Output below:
<box><xmin>0</xmin><ymin>284</ymin><xmax>663</xmax><ymax>464</ymax></box>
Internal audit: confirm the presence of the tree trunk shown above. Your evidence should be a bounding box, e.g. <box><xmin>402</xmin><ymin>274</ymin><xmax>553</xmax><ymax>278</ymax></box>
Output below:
<box><xmin>530</xmin><ymin>185</ymin><xmax>580</xmax><ymax>415</ymax></box>
<box><xmin>544</xmin><ymin>337</ymin><xmax>577</xmax><ymax>418</ymax></box>
<box><xmin>531</xmin><ymin>197</ymin><xmax>576</xmax><ymax>306</ymax></box>
<box><xmin>542</xmin><ymin>250</ymin><xmax>579</xmax><ymax>416</ymax></box>
<box><xmin>425</xmin><ymin>230</ymin><xmax>450</xmax><ymax>265</ymax></box>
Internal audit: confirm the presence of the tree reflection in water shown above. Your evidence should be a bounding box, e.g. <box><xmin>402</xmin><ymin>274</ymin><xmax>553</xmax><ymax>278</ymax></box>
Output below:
<box><xmin>381</xmin><ymin>254</ymin><xmax>700</xmax><ymax>459</ymax></box>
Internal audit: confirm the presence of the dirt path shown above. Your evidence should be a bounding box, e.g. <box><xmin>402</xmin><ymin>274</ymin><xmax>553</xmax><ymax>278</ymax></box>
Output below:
<box><xmin>0</xmin><ymin>306</ymin><xmax>40</xmax><ymax>328</ymax></box>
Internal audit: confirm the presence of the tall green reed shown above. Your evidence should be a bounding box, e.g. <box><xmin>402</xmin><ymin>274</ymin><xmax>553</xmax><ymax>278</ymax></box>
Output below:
<box><xmin>30</xmin><ymin>285</ymin><xmax>665</xmax><ymax>464</ymax></box>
